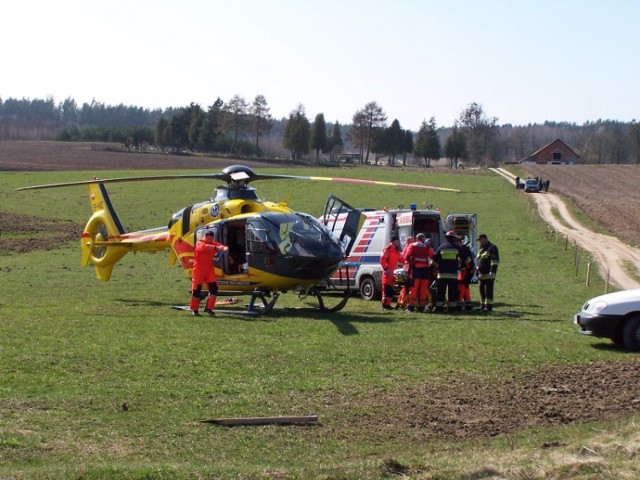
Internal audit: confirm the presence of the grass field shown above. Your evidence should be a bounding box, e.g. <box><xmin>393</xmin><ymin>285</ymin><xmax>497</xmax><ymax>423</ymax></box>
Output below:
<box><xmin>1</xmin><ymin>167</ymin><xmax>638</xmax><ymax>479</ymax></box>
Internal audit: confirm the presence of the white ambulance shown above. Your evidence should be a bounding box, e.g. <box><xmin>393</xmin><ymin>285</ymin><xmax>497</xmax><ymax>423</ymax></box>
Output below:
<box><xmin>320</xmin><ymin>195</ymin><xmax>477</xmax><ymax>300</ymax></box>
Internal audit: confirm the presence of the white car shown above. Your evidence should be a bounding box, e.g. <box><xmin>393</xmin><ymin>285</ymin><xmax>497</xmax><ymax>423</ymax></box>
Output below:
<box><xmin>573</xmin><ymin>289</ymin><xmax>640</xmax><ymax>351</ymax></box>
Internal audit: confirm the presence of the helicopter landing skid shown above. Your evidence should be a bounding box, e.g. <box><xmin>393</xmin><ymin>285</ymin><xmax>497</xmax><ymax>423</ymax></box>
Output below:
<box><xmin>171</xmin><ymin>291</ymin><xmax>280</xmax><ymax>317</ymax></box>
<box><xmin>281</xmin><ymin>288</ymin><xmax>352</xmax><ymax>314</ymax></box>
<box><xmin>312</xmin><ymin>288</ymin><xmax>351</xmax><ymax>313</ymax></box>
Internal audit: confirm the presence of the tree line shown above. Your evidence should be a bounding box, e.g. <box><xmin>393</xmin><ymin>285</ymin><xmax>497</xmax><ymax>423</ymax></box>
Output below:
<box><xmin>1</xmin><ymin>95</ymin><xmax>639</xmax><ymax>164</ymax></box>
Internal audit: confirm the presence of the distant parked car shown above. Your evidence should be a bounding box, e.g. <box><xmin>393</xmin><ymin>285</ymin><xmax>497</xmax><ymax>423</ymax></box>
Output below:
<box><xmin>524</xmin><ymin>179</ymin><xmax>541</xmax><ymax>193</ymax></box>
<box><xmin>573</xmin><ymin>288</ymin><xmax>640</xmax><ymax>351</ymax></box>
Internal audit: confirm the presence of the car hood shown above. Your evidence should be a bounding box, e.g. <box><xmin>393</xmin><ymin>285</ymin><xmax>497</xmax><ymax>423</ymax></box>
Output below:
<box><xmin>582</xmin><ymin>288</ymin><xmax>640</xmax><ymax>314</ymax></box>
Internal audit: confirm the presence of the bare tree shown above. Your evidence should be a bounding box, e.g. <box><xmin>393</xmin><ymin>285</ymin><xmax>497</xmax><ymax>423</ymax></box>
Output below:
<box><xmin>310</xmin><ymin>113</ymin><xmax>328</xmax><ymax>163</ymax></box>
<box><xmin>355</xmin><ymin>101</ymin><xmax>387</xmax><ymax>163</ymax></box>
<box><xmin>348</xmin><ymin>111</ymin><xmax>367</xmax><ymax>163</ymax></box>
<box><xmin>457</xmin><ymin>102</ymin><xmax>499</xmax><ymax>165</ymax></box>
<box><xmin>223</xmin><ymin>95</ymin><xmax>248</xmax><ymax>154</ymax></box>
<box><xmin>250</xmin><ymin>94</ymin><xmax>272</xmax><ymax>155</ymax></box>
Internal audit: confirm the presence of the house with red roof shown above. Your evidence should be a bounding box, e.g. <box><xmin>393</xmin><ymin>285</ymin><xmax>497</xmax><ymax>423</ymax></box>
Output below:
<box><xmin>520</xmin><ymin>139</ymin><xmax>580</xmax><ymax>165</ymax></box>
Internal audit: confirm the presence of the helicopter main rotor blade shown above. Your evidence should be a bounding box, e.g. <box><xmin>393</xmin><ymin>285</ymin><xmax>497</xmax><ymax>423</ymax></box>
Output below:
<box><xmin>14</xmin><ymin>173</ymin><xmax>227</xmax><ymax>191</ymax></box>
<box><xmin>15</xmin><ymin>164</ymin><xmax>460</xmax><ymax>193</ymax></box>
<box><xmin>270</xmin><ymin>174</ymin><xmax>461</xmax><ymax>193</ymax></box>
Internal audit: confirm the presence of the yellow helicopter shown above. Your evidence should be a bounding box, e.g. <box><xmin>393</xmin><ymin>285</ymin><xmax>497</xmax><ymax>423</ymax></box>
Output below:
<box><xmin>16</xmin><ymin>165</ymin><xmax>459</xmax><ymax>315</ymax></box>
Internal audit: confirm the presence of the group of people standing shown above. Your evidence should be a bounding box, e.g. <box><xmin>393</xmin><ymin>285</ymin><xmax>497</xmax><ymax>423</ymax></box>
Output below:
<box><xmin>380</xmin><ymin>232</ymin><xmax>500</xmax><ymax>313</ymax></box>
<box><xmin>515</xmin><ymin>175</ymin><xmax>550</xmax><ymax>191</ymax></box>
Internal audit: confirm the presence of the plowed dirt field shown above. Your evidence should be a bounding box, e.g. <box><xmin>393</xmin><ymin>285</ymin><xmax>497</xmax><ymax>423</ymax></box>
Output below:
<box><xmin>522</xmin><ymin>163</ymin><xmax>640</xmax><ymax>248</ymax></box>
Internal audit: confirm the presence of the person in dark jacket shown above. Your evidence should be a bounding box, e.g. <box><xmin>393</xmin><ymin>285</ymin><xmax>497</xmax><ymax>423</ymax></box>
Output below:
<box><xmin>432</xmin><ymin>231</ymin><xmax>462</xmax><ymax>312</ymax></box>
<box><xmin>476</xmin><ymin>233</ymin><xmax>500</xmax><ymax>312</ymax></box>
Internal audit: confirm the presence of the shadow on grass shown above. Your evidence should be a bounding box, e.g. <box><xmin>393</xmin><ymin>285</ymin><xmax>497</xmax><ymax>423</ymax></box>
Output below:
<box><xmin>116</xmin><ymin>298</ymin><xmax>180</xmax><ymax>307</ymax></box>
<box><xmin>589</xmin><ymin>342</ymin><xmax>631</xmax><ymax>353</ymax></box>
<box><xmin>273</xmin><ymin>309</ymin><xmax>396</xmax><ymax>335</ymax></box>
<box><xmin>144</xmin><ymin>296</ymin><xmax>398</xmax><ymax>334</ymax></box>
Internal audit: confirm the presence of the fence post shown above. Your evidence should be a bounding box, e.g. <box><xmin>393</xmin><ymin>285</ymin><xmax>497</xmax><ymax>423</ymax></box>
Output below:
<box><xmin>586</xmin><ymin>261</ymin><xmax>591</xmax><ymax>287</ymax></box>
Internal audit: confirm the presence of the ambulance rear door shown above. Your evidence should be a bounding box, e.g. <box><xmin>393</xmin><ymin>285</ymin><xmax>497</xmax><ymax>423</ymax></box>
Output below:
<box><xmin>446</xmin><ymin>214</ymin><xmax>478</xmax><ymax>255</ymax></box>
<box><xmin>412</xmin><ymin>211</ymin><xmax>444</xmax><ymax>251</ymax></box>
<box><xmin>395</xmin><ymin>211</ymin><xmax>414</xmax><ymax>249</ymax></box>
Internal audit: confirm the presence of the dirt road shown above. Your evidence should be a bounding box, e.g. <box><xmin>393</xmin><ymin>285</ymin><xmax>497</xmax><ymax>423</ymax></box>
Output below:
<box><xmin>492</xmin><ymin>168</ymin><xmax>640</xmax><ymax>290</ymax></box>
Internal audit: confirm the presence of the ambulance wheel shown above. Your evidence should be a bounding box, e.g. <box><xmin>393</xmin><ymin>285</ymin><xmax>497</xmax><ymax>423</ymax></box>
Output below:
<box><xmin>359</xmin><ymin>276</ymin><xmax>380</xmax><ymax>301</ymax></box>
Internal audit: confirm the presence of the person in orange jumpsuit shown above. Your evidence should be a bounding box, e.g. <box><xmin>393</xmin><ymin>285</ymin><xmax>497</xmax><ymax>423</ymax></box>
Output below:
<box><xmin>190</xmin><ymin>230</ymin><xmax>229</xmax><ymax>316</ymax></box>
<box><xmin>456</xmin><ymin>234</ymin><xmax>475</xmax><ymax>310</ymax></box>
<box><xmin>380</xmin><ymin>235</ymin><xmax>402</xmax><ymax>310</ymax></box>
<box><xmin>404</xmin><ymin>233</ymin><xmax>435</xmax><ymax>312</ymax></box>
<box><xmin>395</xmin><ymin>236</ymin><xmax>414</xmax><ymax>309</ymax></box>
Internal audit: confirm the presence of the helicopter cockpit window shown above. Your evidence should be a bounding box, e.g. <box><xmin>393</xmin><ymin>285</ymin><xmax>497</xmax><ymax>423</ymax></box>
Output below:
<box><xmin>246</xmin><ymin>218</ymin><xmax>278</xmax><ymax>255</ymax></box>
<box><xmin>255</xmin><ymin>212</ymin><xmax>331</xmax><ymax>257</ymax></box>
<box><xmin>194</xmin><ymin>226</ymin><xmax>219</xmax><ymax>242</ymax></box>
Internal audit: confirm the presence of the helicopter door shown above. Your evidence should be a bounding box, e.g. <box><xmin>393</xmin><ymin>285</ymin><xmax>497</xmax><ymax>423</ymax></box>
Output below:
<box><xmin>322</xmin><ymin>194</ymin><xmax>365</xmax><ymax>256</ymax></box>
<box><xmin>225</xmin><ymin>221</ymin><xmax>247</xmax><ymax>274</ymax></box>
<box><xmin>445</xmin><ymin>214</ymin><xmax>478</xmax><ymax>255</ymax></box>
<box><xmin>216</xmin><ymin>221</ymin><xmax>248</xmax><ymax>275</ymax></box>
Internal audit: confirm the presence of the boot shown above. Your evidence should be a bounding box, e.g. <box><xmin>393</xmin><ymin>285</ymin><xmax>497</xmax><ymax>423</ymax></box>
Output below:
<box><xmin>189</xmin><ymin>296</ymin><xmax>201</xmax><ymax>316</ymax></box>
<box><xmin>204</xmin><ymin>296</ymin><xmax>216</xmax><ymax>316</ymax></box>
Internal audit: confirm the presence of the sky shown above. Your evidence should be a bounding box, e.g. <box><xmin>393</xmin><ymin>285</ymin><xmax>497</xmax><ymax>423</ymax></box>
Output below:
<box><xmin>3</xmin><ymin>0</ymin><xmax>639</xmax><ymax>130</ymax></box>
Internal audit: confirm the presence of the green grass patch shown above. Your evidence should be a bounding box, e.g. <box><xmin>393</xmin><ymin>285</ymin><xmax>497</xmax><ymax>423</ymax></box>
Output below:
<box><xmin>0</xmin><ymin>167</ymin><xmax>632</xmax><ymax>478</ymax></box>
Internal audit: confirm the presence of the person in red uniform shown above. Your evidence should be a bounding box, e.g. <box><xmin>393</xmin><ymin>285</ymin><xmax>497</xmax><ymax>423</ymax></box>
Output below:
<box><xmin>456</xmin><ymin>234</ymin><xmax>475</xmax><ymax>310</ymax></box>
<box><xmin>404</xmin><ymin>233</ymin><xmax>435</xmax><ymax>312</ymax></box>
<box><xmin>190</xmin><ymin>230</ymin><xmax>229</xmax><ymax>316</ymax></box>
<box><xmin>395</xmin><ymin>236</ymin><xmax>414</xmax><ymax>309</ymax></box>
<box><xmin>380</xmin><ymin>235</ymin><xmax>402</xmax><ymax>310</ymax></box>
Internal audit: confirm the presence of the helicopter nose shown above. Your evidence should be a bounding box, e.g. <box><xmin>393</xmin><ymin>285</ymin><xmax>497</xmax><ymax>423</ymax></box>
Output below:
<box><xmin>286</xmin><ymin>238</ymin><xmax>343</xmax><ymax>278</ymax></box>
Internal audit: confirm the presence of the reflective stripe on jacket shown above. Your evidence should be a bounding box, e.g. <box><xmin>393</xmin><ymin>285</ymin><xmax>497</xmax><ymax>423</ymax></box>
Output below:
<box><xmin>434</xmin><ymin>241</ymin><xmax>460</xmax><ymax>280</ymax></box>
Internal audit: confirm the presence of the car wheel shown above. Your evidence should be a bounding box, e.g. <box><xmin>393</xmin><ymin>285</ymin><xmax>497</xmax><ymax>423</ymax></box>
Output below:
<box><xmin>622</xmin><ymin>315</ymin><xmax>640</xmax><ymax>351</ymax></box>
<box><xmin>359</xmin><ymin>276</ymin><xmax>381</xmax><ymax>301</ymax></box>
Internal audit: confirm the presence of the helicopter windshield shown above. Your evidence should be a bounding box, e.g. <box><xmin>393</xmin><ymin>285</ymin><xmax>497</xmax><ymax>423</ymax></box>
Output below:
<box><xmin>247</xmin><ymin>212</ymin><xmax>333</xmax><ymax>257</ymax></box>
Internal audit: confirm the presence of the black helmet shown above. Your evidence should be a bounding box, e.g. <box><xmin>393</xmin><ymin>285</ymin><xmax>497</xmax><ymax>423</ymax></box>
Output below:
<box><xmin>445</xmin><ymin>230</ymin><xmax>458</xmax><ymax>241</ymax></box>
